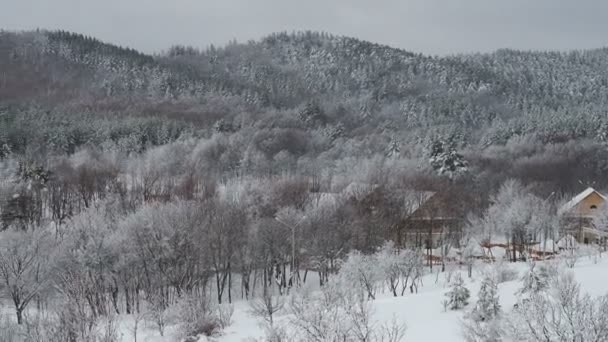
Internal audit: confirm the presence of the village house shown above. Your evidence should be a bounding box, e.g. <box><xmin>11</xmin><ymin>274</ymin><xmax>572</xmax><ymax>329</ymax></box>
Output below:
<box><xmin>399</xmin><ymin>188</ymin><xmax>470</xmax><ymax>250</ymax></box>
<box><xmin>559</xmin><ymin>187</ymin><xmax>608</xmax><ymax>245</ymax></box>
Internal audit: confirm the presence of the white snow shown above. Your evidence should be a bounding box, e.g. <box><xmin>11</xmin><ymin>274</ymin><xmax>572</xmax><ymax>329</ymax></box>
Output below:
<box><xmin>209</xmin><ymin>255</ymin><xmax>608</xmax><ymax>342</ymax></box>
<box><xmin>4</xmin><ymin>255</ymin><xmax>608</xmax><ymax>342</ymax></box>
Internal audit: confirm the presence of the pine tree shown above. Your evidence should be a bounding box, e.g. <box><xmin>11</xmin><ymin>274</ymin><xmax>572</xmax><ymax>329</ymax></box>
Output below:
<box><xmin>429</xmin><ymin>138</ymin><xmax>468</xmax><ymax>179</ymax></box>
<box><xmin>471</xmin><ymin>276</ymin><xmax>501</xmax><ymax>322</ymax></box>
<box><xmin>517</xmin><ymin>263</ymin><xmax>550</xmax><ymax>297</ymax></box>
<box><xmin>297</xmin><ymin>101</ymin><xmax>325</xmax><ymax>127</ymax></box>
<box><xmin>213</xmin><ymin>118</ymin><xmax>234</xmax><ymax>134</ymax></box>
<box><xmin>0</xmin><ymin>143</ymin><xmax>10</xmax><ymax>159</ymax></box>
<box><xmin>323</xmin><ymin>123</ymin><xmax>345</xmax><ymax>142</ymax></box>
<box><xmin>387</xmin><ymin>135</ymin><xmax>400</xmax><ymax>158</ymax></box>
<box><xmin>445</xmin><ymin>274</ymin><xmax>470</xmax><ymax>310</ymax></box>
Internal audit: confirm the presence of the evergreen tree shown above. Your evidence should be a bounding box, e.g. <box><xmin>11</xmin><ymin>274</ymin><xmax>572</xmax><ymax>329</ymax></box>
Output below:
<box><xmin>471</xmin><ymin>276</ymin><xmax>501</xmax><ymax>322</ymax></box>
<box><xmin>213</xmin><ymin>118</ymin><xmax>234</xmax><ymax>134</ymax></box>
<box><xmin>323</xmin><ymin>123</ymin><xmax>345</xmax><ymax>142</ymax></box>
<box><xmin>429</xmin><ymin>138</ymin><xmax>468</xmax><ymax>179</ymax></box>
<box><xmin>517</xmin><ymin>263</ymin><xmax>551</xmax><ymax>297</ymax></box>
<box><xmin>445</xmin><ymin>274</ymin><xmax>470</xmax><ymax>310</ymax></box>
<box><xmin>387</xmin><ymin>135</ymin><xmax>400</xmax><ymax>158</ymax></box>
<box><xmin>297</xmin><ymin>101</ymin><xmax>325</xmax><ymax>127</ymax></box>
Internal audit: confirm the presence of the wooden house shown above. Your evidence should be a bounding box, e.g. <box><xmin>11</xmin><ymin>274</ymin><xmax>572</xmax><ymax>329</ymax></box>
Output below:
<box><xmin>559</xmin><ymin>187</ymin><xmax>608</xmax><ymax>244</ymax></box>
<box><xmin>399</xmin><ymin>189</ymin><xmax>468</xmax><ymax>249</ymax></box>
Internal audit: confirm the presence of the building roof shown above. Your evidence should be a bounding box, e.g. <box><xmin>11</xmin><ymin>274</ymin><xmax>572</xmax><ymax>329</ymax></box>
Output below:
<box><xmin>407</xmin><ymin>191</ymin><xmax>436</xmax><ymax>214</ymax></box>
<box><xmin>341</xmin><ymin>182</ymin><xmax>378</xmax><ymax>200</ymax></box>
<box><xmin>559</xmin><ymin>187</ymin><xmax>607</xmax><ymax>216</ymax></box>
<box><xmin>308</xmin><ymin>192</ymin><xmax>340</xmax><ymax>207</ymax></box>
<box><xmin>409</xmin><ymin>187</ymin><xmax>470</xmax><ymax>221</ymax></box>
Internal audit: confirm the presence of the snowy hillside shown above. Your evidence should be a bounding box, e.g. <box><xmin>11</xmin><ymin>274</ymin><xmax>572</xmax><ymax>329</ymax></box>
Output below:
<box><xmin>4</xmin><ymin>26</ymin><xmax>608</xmax><ymax>342</ymax></box>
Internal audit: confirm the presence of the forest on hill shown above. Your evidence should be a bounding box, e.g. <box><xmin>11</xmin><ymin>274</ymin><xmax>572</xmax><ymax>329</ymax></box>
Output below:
<box><xmin>1</xmin><ymin>29</ymin><xmax>608</xmax><ymax>341</ymax></box>
<box><xmin>1</xmin><ymin>30</ymin><xmax>607</xmax><ymax>194</ymax></box>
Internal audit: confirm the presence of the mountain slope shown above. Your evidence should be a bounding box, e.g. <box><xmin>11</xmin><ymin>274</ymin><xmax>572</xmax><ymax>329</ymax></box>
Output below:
<box><xmin>2</xmin><ymin>29</ymin><xmax>608</xmax><ymax>154</ymax></box>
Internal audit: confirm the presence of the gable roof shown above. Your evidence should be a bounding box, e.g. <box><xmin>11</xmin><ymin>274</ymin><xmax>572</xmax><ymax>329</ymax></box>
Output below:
<box><xmin>409</xmin><ymin>188</ymin><xmax>470</xmax><ymax>220</ymax></box>
<box><xmin>341</xmin><ymin>182</ymin><xmax>378</xmax><ymax>200</ymax></box>
<box><xmin>407</xmin><ymin>191</ymin><xmax>436</xmax><ymax>213</ymax></box>
<box><xmin>308</xmin><ymin>192</ymin><xmax>341</xmax><ymax>208</ymax></box>
<box><xmin>559</xmin><ymin>187</ymin><xmax>607</xmax><ymax>216</ymax></box>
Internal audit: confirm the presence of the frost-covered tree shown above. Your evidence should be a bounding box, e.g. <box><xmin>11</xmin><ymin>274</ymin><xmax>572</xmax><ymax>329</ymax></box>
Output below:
<box><xmin>375</xmin><ymin>242</ymin><xmax>425</xmax><ymax>297</ymax></box>
<box><xmin>377</xmin><ymin>241</ymin><xmax>403</xmax><ymax>297</ymax></box>
<box><xmin>459</xmin><ymin>223</ymin><xmax>482</xmax><ymax>277</ymax></box>
<box><xmin>249</xmin><ymin>289</ymin><xmax>285</xmax><ymax>328</ymax></box>
<box><xmin>288</xmin><ymin>276</ymin><xmax>406</xmax><ymax>342</ymax></box>
<box><xmin>462</xmin><ymin>273</ymin><xmax>503</xmax><ymax>341</ymax></box>
<box><xmin>506</xmin><ymin>272</ymin><xmax>608</xmax><ymax>342</ymax></box>
<box><xmin>0</xmin><ymin>229</ymin><xmax>54</xmax><ymax>324</ymax></box>
<box><xmin>444</xmin><ymin>274</ymin><xmax>470</xmax><ymax>310</ymax></box>
<box><xmin>517</xmin><ymin>262</ymin><xmax>553</xmax><ymax>297</ymax></box>
<box><xmin>429</xmin><ymin>138</ymin><xmax>468</xmax><ymax>179</ymax></box>
<box><xmin>339</xmin><ymin>251</ymin><xmax>382</xmax><ymax>300</ymax></box>
<box><xmin>478</xmin><ymin>180</ymin><xmax>555</xmax><ymax>262</ymax></box>
<box><xmin>386</xmin><ymin>136</ymin><xmax>401</xmax><ymax>158</ymax></box>
<box><xmin>462</xmin><ymin>318</ymin><xmax>503</xmax><ymax>342</ymax></box>
<box><xmin>471</xmin><ymin>276</ymin><xmax>501</xmax><ymax>322</ymax></box>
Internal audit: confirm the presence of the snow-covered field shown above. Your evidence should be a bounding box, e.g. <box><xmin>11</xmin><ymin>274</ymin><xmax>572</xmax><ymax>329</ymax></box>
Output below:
<box><xmin>214</xmin><ymin>259</ymin><xmax>604</xmax><ymax>342</ymax></box>
<box><xmin>2</xmin><ymin>253</ymin><xmax>606</xmax><ymax>342</ymax></box>
<box><xmin>78</xmin><ymin>254</ymin><xmax>607</xmax><ymax>342</ymax></box>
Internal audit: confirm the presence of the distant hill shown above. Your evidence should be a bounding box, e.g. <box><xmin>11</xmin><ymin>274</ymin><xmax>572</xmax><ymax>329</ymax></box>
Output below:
<box><xmin>1</xmin><ymin>29</ymin><xmax>608</xmax><ymax>154</ymax></box>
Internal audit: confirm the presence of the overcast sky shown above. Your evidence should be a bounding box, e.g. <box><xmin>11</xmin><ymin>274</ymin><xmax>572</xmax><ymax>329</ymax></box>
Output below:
<box><xmin>2</xmin><ymin>0</ymin><xmax>608</xmax><ymax>55</ymax></box>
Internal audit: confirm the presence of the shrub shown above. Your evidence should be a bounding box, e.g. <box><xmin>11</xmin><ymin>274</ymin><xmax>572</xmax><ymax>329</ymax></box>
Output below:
<box><xmin>506</xmin><ymin>272</ymin><xmax>608</xmax><ymax>341</ymax></box>
<box><xmin>217</xmin><ymin>303</ymin><xmax>235</xmax><ymax>330</ymax></box>
<box><xmin>490</xmin><ymin>259</ymin><xmax>519</xmax><ymax>284</ymax></box>
<box><xmin>176</xmin><ymin>294</ymin><xmax>234</xmax><ymax>339</ymax></box>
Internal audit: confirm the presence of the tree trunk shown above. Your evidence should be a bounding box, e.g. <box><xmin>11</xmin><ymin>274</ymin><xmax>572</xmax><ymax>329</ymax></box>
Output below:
<box><xmin>125</xmin><ymin>287</ymin><xmax>132</xmax><ymax>315</ymax></box>
<box><xmin>228</xmin><ymin>264</ymin><xmax>232</xmax><ymax>304</ymax></box>
<box><xmin>512</xmin><ymin>239</ymin><xmax>517</xmax><ymax>262</ymax></box>
<box><xmin>111</xmin><ymin>280</ymin><xmax>120</xmax><ymax>314</ymax></box>
<box><xmin>390</xmin><ymin>280</ymin><xmax>398</xmax><ymax>297</ymax></box>
<box><xmin>16</xmin><ymin>307</ymin><xmax>23</xmax><ymax>325</ymax></box>
<box><xmin>135</xmin><ymin>285</ymin><xmax>141</xmax><ymax>314</ymax></box>
<box><xmin>216</xmin><ymin>271</ymin><xmax>223</xmax><ymax>304</ymax></box>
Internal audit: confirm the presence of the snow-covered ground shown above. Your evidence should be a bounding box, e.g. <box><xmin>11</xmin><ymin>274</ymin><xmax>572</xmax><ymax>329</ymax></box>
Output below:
<box><xmin>212</xmin><ymin>256</ymin><xmax>607</xmax><ymax>342</ymax></box>
<box><xmin>3</xmin><ymin>254</ymin><xmax>608</xmax><ymax>342</ymax></box>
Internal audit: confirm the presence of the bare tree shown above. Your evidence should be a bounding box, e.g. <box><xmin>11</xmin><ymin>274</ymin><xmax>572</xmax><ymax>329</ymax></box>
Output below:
<box><xmin>129</xmin><ymin>310</ymin><xmax>146</xmax><ymax>342</ymax></box>
<box><xmin>249</xmin><ymin>289</ymin><xmax>285</xmax><ymax>327</ymax></box>
<box><xmin>506</xmin><ymin>272</ymin><xmax>608</xmax><ymax>342</ymax></box>
<box><xmin>340</xmin><ymin>251</ymin><xmax>382</xmax><ymax>300</ymax></box>
<box><xmin>208</xmin><ymin>200</ymin><xmax>247</xmax><ymax>304</ymax></box>
<box><xmin>0</xmin><ymin>229</ymin><xmax>53</xmax><ymax>324</ymax></box>
<box><xmin>289</xmin><ymin>276</ymin><xmax>406</xmax><ymax>342</ymax></box>
<box><xmin>147</xmin><ymin>291</ymin><xmax>172</xmax><ymax>337</ymax></box>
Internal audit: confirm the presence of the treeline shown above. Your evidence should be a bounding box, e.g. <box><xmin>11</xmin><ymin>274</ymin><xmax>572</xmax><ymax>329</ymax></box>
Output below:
<box><xmin>4</xmin><ymin>30</ymin><xmax>608</xmax><ymax>147</ymax></box>
<box><xmin>0</xmin><ymin>142</ymin><xmax>460</xmax><ymax>334</ymax></box>
<box><xmin>0</xmin><ymin>132</ymin><xmax>600</xmax><ymax>321</ymax></box>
